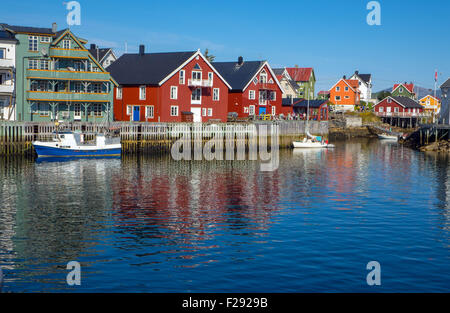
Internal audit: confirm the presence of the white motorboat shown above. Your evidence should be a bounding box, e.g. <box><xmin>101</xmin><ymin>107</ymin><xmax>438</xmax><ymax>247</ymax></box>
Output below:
<box><xmin>293</xmin><ymin>139</ymin><xmax>335</xmax><ymax>148</ymax></box>
<box><xmin>377</xmin><ymin>133</ymin><xmax>398</xmax><ymax>141</ymax></box>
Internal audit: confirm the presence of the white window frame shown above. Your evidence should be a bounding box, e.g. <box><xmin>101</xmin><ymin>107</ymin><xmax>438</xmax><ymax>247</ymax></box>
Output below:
<box><xmin>270</xmin><ymin>91</ymin><xmax>276</xmax><ymax>101</ymax></box>
<box><xmin>40</xmin><ymin>36</ymin><xmax>51</xmax><ymax>43</ymax></box>
<box><xmin>0</xmin><ymin>48</ymin><xmax>5</xmax><ymax>59</ymax></box>
<box><xmin>116</xmin><ymin>87</ymin><xmax>122</xmax><ymax>99</ymax></box>
<box><xmin>394</xmin><ymin>107</ymin><xmax>399</xmax><ymax>113</ymax></box>
<box><xmin>208</xmin><ymin>72</ymin><xmax>213</xmax><ymax>84</ymax></box>
<box><xmin>259</xmin><ymin>90</ymin><xmax>267</xmax><ymax>105</ymax></box>
<box><xmin>249</xmin><ymin>105</ymin><xmax>255</xmax><ymax>115</ymax></box>
<box><xmin>260</xmin><ymin>70</ymin><xmax>267</xmax><ymax>84</ymax></box>
<box><xmin>74</xmin><ymin>82</ymin><xmax>82</xmax><ymax>93</ymax></box>
<box><xmin>146</xmin><ymin>105</ymin><xmax>154</xmax><ymax>118</ymax></box>
<box><xmin>73</xmin><ymin>104</ymin><xmax>82</xmax><ymax>119</ymax></box>
<box><xmin>336</xmin><ymin>86</ymin><xmax>340</xmax><ymax>92</ymax></box>
<box><xmin>207</xmin><ymin>108</ymin><xmax>213</xmax><ymax>117</ymax></box>
<box><xmin>192</xmin><ymin>71</ymin><xmax>202</xmax><ymax>81</ymax></box>
<box><xmin>379</xmin><ymin>107</ymin><xmax>384</xmax><ymax>113</ymax></box>
<box><xmin>40</xmin><ymin>59</ymin><xmax>49</xmax><ymax>70</ymax></box>
<box><xmin>191</xmin><ymin>88</ymin><xmax>201</xmax><ymax>104</ymax></box>
<box><xmin>249</xmin><ymin>90</ymin><xmax>255</xmax><ymax>100</ymax></box>
<box><xmin>29</xmin><ymin>59</ymin><xmax>38</xmax><ymax>70</ymax></box>
<box><xmin>399</xmin><ymin>87</ymin><xmax>403</xmax><ymax>93</ymax></box>
<box><xmin>63</xmin><ymin>39</ymin><xmax>71</xmax><ymax>49</ymax></box>
<box><xmin>127</xmin><ymin>105</ymin><xmax>132</xmax><ymax>115</ymax></box>
<box><xmin>28</xmin><ymin>36</ymin><xmax>38</xmax><ymax>51</ymax></box>
<box><xmin>139</xmin><ymin>85</ymin><xmax>146</xmax><ymax>100</ymax></box>
<box><xmin>179</xmin><ymin>70</ymin><xmax>185</xmax><ymax>84</ymax></box>
<box><xmin>271</xmin><ymin>106</ymin><xmax>276</xmax><ymax>115</ymax></box>
<box><xmin>202</xmin><ymin>108</ymin><xmax>207</xmax><ymax>116</ymax></box>
<box><xmin>335</xmin><ymin>96</ymin><xmax>341</xmax><ymax>101</ymax></box>
<box><xmin>170</xmin><ymin>105</ymin><xmax>179</xmax><ymax>116</ymax></box>
<box><xmin>170</xmin><ymin>86</ymin><xmax>178</xmax><ymax>100</ymax></box>
<box><xmin>386</xmin><ymin>107</ymin><xmax>391</xmax><ymax>113</ymax></box>
<box><xmin>213</xmin><ymin>88</ymin><xmax>219</xmax><ymax>101</ymax></box>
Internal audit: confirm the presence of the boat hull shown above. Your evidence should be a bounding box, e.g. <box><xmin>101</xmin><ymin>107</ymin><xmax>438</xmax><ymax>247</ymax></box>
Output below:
<box><xmin>292</xmin><ymin>141</ymin><xmax>334</xmax><ymax>148</ymax></box>
<box><xmin>377</xmin><ymin>135</ymin><xmax>398</xmax><ymax>140</ymax></box>
<box><xmin>33</xmin><ymin>144</ymin><xmax>121</xmax><ymax>158</ymax></box>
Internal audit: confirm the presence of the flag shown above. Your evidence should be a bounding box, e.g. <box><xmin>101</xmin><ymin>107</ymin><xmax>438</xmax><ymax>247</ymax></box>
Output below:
<box><xmin>435</xmin><ymin>70</ymin><xmax>438</xmax><ymax>82</ymax></box>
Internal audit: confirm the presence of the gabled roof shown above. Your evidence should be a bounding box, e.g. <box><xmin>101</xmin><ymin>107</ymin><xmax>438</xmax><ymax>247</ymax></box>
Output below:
<box><xmin>393</xmin><ymin>83</ymin><xmax>415</xmax><ymax>94</ymax></box>
<box><xmin>109</xmin><ymin>51</ymin><xmax>196</xmax><ymax>85</ymax></box>
<box><xmin>441</xmin><ymin>78</ymin><xmax>450</xmax><ymax>89</ymax></box>
<box><xmin>286</xmin><ymin>67</ymin><xmax>313</xmax><ymax>82</ymax></box>
<box><xmin>212</xmin><ymin>60</ymin><xmax>265</xmax><ymax>91</ymax></box>
<box><xmin>109</xmin><ymin>50</ymin><xmax>231</xmax><ymax>88</ymax></box>
<box><xmin>419</xmin><ymin>95</ymin><xmax>440</xmax><ymax>102</ymax></box>
<box><xmin>0</xmin><ymin>30</ymin><xmax>17</xmax><ymax>42</ymax></box>
<box><xmin>89</xmin><ymin>47</ymin><xmax>112</xmax><ymax>62</ymax></box>
<box><xmin>377</xmin><ymin>96</ymin><xmax>422</xmax><ymax>108</ymax></box>
<box><xmin>273</xmin><ymin>68</ymin><xmax>285</xmax><ymax>76</ymax></box>
<box><xmin>350</xmin><ymin>71</ymin><xmax>371</xmax><ymax>84</ymax></box>
<box><xmin>318</xmin><ymin>90</ymin><xmax>330</xmax><ymax>95</ymax></box>
<box><xmin>329</xmin><ymin>78</ymin><xmax>359</xmax><ymax>93</ymax></box>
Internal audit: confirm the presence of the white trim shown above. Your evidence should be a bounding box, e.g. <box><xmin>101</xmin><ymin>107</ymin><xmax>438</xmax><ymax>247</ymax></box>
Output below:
<box><xmin>213</xmin><ymin>88</ymin><xmax>219</xmax><ymax>101</ymax></box>
<box><xmin>145</xmin><ymin>105</ymin><xmax>154</xmax><ymax>118</ymax></box>
<box><xmin>170</xmin><ymin>105</ymin><xmax>179</xmax><ymax>116</ymax></box>
<box><xmin>170</xmin><ymin>86</ymin><xmax>178</xmax><ymax>99</ymax></box>
<box><xmin>392</xmin><ymin>83</ymin><xmax>413</xmax><ymax>94</ymax></box>
<box><xmin>329</xmin><ymin>78</ymin><xmax>356</xmax><ymax>93</ymax></box>
<box><xmin>158</xmin><ymin>50</ymin><xmax>232</xmax><ymax>89</ymax></box>
<box><xmin>139</xmin><ymin>85</ymin><xmax>146</xmax><ymax>100</ymax></box>
<box><xmin>241</xmin><ymin>61</ymin><xmax>285</xmax><ymax>93</ymax></box>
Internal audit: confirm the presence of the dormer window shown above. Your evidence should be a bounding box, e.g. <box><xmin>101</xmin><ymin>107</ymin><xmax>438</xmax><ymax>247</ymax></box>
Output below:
<box><xmin>63</xmin><ymin>39</ymin><xmax>71</xmax><ymax>49</ymax></box>
<box><xmin>260</xmin><ymin>70</ymin><xmax>267</xmax><ymax>84</ymax></box>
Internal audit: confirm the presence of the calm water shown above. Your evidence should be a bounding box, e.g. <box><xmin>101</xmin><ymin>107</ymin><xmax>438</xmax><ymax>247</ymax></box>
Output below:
<box><xmin>0</xmin><ymin>139</ymin><xmax>449</xmax><ymax>292</ymax></box>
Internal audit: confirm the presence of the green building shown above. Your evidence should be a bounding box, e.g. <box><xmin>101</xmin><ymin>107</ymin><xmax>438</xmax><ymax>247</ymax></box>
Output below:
<box><xmin>391</xmin><ymin>82</ymin><xmax>416</xmax><ymax>99</ymax></box>
<box><xmin>286</xmin><ymin>67</ymin><xmax>316</xmax><ymax>100</ymax></box>
<box><xmin>1</xmin><ymin>23</ymin><xmax>117</xmax><ymax>122</ymax></box>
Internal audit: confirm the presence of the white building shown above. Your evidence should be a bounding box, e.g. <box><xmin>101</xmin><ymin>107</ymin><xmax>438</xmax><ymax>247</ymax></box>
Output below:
<box><xmin>349</xmin><ymin>70</ymin><xmax>372</xmax><ymax>102</ymax></box>
<box><xmin>0</xmin><ymin>30</ymin><xmax>16</xmax><ymax>120</ymax></box>
<box><xmin>88</xmin><ymin>44</ymin><xmax>117</xmax><ymax>69</ymax></box>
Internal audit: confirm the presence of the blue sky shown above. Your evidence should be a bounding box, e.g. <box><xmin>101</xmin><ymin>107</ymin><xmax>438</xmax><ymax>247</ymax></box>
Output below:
<box><xmin>2</xmin><ymin>0</ymin><xmax>449</xmax><ymax>93</ymax></box>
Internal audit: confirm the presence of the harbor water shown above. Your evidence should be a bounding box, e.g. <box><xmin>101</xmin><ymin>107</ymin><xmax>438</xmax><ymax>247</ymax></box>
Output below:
<box><xmin>0</xmin><ymin>139</ymin><xmax>449</xmax><ymax>292</ymax></box>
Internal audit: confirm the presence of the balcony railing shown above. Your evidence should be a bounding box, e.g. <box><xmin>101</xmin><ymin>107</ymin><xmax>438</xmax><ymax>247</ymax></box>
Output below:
<box><xmin>0</xmin><ymin>58</ymin><xmax>14</xmax><ymax>68</ymax></box>
<box><xmin>26</xmin><ymin>90</ymin><xmax>110</xmax><ymax>102</ymax></box>
<box><xmin>27</xmin><ymin>69</ymin><xmax>111</xmax><ymax>82</ymax></box>
<box><xmin>49</xmin><ymin>48</ymin><xmax>89</xmax><ymax>59</ymax></box>
<box><xmin>375</xmin><ymin>111</ymin><xmax>432</xmax><ymax>118</ymax></box>
<box><xmin>188</xmin><ymin>79</ymin><xmax>213</xmax><ymax>88</ymax></box>
<box><xmin>0</xmin><ymin>85</ymin><xmax>14</xmax><ymax>94</ymax></box>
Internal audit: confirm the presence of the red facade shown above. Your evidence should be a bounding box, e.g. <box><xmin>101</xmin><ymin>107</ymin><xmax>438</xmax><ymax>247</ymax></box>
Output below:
<box><xmin>113</xmin><ymin>53</ymin><xmax>230</xmax><ymax>122</ymax></box>
<box><xmin>375</xmin><ymin>97</ymin><xmax>423</xmax><ymax>116</ymax></box>
<box><xmin>228</xmin><ymin>64</ymin><xmax>285</xmax><ymax>118</ymax></box>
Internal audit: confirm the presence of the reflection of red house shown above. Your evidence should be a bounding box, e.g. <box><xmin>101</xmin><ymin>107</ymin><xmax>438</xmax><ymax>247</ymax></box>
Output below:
<box><xmin>212</xmin><ymin>57</ymin><xmax>284</xmax><ymax>118</ymax></box>
<box><xmin>109</xmin><ymin>47</ymin><xmax>231</xmax><ymax>122</ymax></box>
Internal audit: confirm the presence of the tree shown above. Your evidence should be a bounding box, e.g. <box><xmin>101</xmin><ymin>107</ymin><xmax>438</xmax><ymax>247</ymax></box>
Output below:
<box><xmin>377</xmin><ymin>91</ymin><xmax>392</xmax><ymax>101</ymax></box>
<box><xmin>204</xmin><ymin>49</ymin><xmax>215</xmax><ymax>62</ymax></box>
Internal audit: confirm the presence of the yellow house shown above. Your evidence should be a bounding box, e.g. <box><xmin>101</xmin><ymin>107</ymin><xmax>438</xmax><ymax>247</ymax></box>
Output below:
<box><xmin>419</xmin><ymin>95</ymin><xmax>441</xmax><ymax>114</ymax></box>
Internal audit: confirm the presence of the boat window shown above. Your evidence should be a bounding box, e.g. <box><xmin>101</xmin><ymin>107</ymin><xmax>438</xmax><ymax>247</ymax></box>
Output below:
<box><xmin>60</xmin><ymin>135</ymin><xmax>65</xmax><ymax>139</ymax></box>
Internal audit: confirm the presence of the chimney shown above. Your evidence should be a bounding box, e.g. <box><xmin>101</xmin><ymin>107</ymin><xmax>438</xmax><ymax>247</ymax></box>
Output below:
<box><xmin>90</xmin><ymin>44</ymin><xmax>96</xmax><ymax>50</ymax></box>
<box><xmin>355</xmin><ymin>70</ymin><xmax>359</xmax><ymax>75</ymax></box>
<box><xmin>52</xmin><ymin>22</ymin><xmax>57</xmax><ymax>33</ymax></box>
<box><xmin>237</xmin><ymin>56</ymin><xmax>244</xmax><ymax>65</ymax></box>
<box><xmin>343</xmin><ymin>75</ymin><xmax>346</xmax><ymax>79</ymax></box>
<box><xmin>139</xmin><ymin>44</ymin><xmax>145</xmax><ymax>55</ymax></box>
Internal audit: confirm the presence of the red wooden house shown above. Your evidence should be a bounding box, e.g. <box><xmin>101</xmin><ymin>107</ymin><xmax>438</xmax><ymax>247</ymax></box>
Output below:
<box><xmin>212</xmin><ymin>57</ymin><xmax>285</xmax><ymax>118</ymax></box>
<box><xmin>374</xmin><ymin>96</ymin><xmax>424</xmax><ymax>116</ymax></box>
<box><xmin>108</xmin><ymin>46</ymin><xmax>231</xmax><ymax>122</ymax></box>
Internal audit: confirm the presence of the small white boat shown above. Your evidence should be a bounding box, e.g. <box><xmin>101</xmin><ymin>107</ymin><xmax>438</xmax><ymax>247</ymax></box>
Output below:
<box><xmin>32</xmin><ymin>130</ymin><xmax>121</xmax><ymax>158</ymax></box>
<box><xmin>378</xmin><ymin>133</ymin><xmax>398</xmax><ymax>141</ymax></box>
<box><xmin>293</xmin><ymin>139</ymin><xmax>335</xmax><ymax>148</ymax></box>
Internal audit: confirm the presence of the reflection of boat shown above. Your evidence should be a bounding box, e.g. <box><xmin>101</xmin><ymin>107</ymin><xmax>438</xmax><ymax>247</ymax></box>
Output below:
<box><xmin>32</xmin><ymin>130</ymin><xmax>121</xmax><ymax>158</ymax></box>
<box><xmin>378</xmin><ymin>134</ymin><xmax>398</xmax><ymax>141</ymax></box>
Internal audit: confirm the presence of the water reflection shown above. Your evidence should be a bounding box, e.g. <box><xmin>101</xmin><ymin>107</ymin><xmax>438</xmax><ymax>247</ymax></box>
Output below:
<box><xmin>0</xmin><ymin>139</ymin><xmax>449</xmax><ymax>292</ymax></box>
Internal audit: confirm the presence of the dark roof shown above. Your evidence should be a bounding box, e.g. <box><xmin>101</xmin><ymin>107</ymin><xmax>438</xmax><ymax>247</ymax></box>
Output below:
<box><xmin>108</xmin><ymin>51</ymin><xmax>197</xmax><ymax>85</ymax></box>
<box><xmin>0</xmin><ymin>30</ymin><xmax>17</xmax><ymax>42</ymax></box>
<box><xmin>359</xmin><ymin>74</ymin><xmax>371</xmax><ymax>84</ymax></box>
<box><xmin>441</xmin><ymin>78</ymin><xmax>450</xmax><ymax>89</ymax></box>
<box><xmin>389</xmin><ymin>96</ymin><xmax>422</xmax><ymax>108</ymax></box>
<box><xmin>1</xmin><ymin>23</ymin><xmax>55</xmax><ymax>35</ymax></box>
<box><xmin>288</xmin><ymin>79</ymin><xmax>299</xmax><ymax>91</ymax></box>
<box><xmin>89</xmin><ymin>47</ymin><xmax>111</xmax><ymax>62</ymax></box>
<box><xmin>272</xmin><ymin>68</ymin><xmax>285</xmax><ymax>76</ymax></box>
<box><xmin>282</xmin><ymin>98</ymin><xmax>304</xmax><ymax>106</ymax></box>
<box><xmin>212</xmin><ymin>61</ymin><xmax>264</xmax><ymax>91</ymax></box>
<box><xmin>294</xmin><ymin>99</ymin><xmax>328</xmax><ymax>108</ymax></box>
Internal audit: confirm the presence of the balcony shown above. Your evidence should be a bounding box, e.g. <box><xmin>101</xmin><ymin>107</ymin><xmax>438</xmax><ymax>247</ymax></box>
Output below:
<box><xmin>27</xmin><ymin>69</ymin><xmax>111</xmax><ymax>82</ymax></box>
<box><xmin>26</xmin><ymin>90</ymin><xmax>111</xmax><ymax>102</ymax></box>
<box><xmin>49</xmin><ymin>48</ymin><xmax>89</xmax><ymax>59</ymax></box>
<box><xmin>0</xmin><ymin>84</ymin><xmax>14</xmax><ymax>94</ymax></box>
<box><xmin>188</xmin><ymin>79</ymin><xmax>213</xmax><ymax>88</ymax></box>
<box><xmin>375</xmin><ymin>111</ymin><xmax>432</xmax><ymax>118</ymax></box>
<box><xmin>0</xmin><ymin>58</ymin><xmax>14</xmax><ymax>69</ymax></box>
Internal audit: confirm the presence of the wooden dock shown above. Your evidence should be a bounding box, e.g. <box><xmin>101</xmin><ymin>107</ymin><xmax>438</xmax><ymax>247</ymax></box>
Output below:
<box><xmin>0</xmin><ymin>120</ymin><xmax>328</xmax><ymax>156</ymax></box>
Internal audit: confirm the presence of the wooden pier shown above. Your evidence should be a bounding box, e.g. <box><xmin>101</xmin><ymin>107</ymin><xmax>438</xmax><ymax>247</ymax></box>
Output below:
<box><xmin>0</xmin><ymin>121</ymin><xmax>328</xmax><ymax>156</ymax></box>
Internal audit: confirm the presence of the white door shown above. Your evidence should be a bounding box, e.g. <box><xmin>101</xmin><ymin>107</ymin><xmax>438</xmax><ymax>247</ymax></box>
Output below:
<box><xmin>191</xmin><ymin>107</ymin><xmax>202</xmax><ymax>122</ymax></box>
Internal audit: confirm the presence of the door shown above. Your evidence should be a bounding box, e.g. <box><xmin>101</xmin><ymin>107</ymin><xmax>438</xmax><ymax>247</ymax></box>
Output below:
<box><xmin>259</xmin><ymin>107</ymin><xmax>266</xmax><ymax>115</ymax></box>
<box><xmin>133</xmin><ymin>106</ymin><xmax>140</xmax><ymax>121</ymax></box>
<box><xmin>191</xmin><ymin>107</ymin><xmax>202</xmax><ymax>122</ymax></box>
